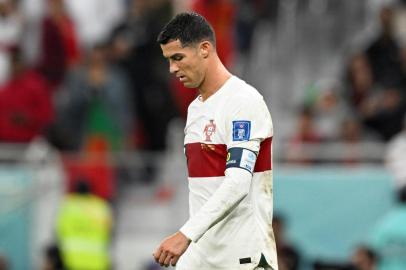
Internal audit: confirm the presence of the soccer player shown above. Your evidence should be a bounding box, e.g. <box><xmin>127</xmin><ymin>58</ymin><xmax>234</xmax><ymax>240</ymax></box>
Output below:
<box><xmin>153</xmin><ymin>12</ymin><xmax>277</xmax><ymax>270</ymax></box>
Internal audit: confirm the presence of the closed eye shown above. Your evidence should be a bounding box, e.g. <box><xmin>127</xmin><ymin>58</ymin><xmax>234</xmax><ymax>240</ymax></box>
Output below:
<box><xmin>171</xmin><ymin>54</ymin><xmax>184</xmax><ymax>61</ymax></box>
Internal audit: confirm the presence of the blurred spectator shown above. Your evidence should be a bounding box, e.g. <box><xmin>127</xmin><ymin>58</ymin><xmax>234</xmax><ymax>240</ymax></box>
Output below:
<box><xmin>0</xmin><ymin>0</ymin><xmax>23</xmax><ymax>85</ymax></box>
<box><xmin>42</xmin><ymin>244</ymin><xmax>64</xmax><ymax>270</ymax></box>
<box><xmin>36</xmin><ymin>0</ymin><xmax>80</xmax><ymax>90</ymax></box>
<box><xmin>311</xmin><ymin>80</ymin><xmax>350</xmax><ymax>141</ymax></box>
<box><xmin>0</xmin><ymin>47</ymin><xmax>54</xmax><ymax>142</ymax></box>
<box><xmin>290</xmin><ymin>107</ymin><xmax>322</xmax><ymax>143</ymax></box>
<box><xmin>110</xmin><ymin>0</ymin><xmax>177</xmax><ymax>141</ymax></box>
<box><xmin>362</xmin><ymin>88</ymin><xmax>406</xmax><ymax>141</ymax></box>
<box><xmin>273</xmin><ymin>214</ymin><xmax>301</xmax><ymax>270</ymax></box>
<box><xmin>235</xmin><ymin>0</ymin><xmax>279</xmax><ymax>76</ymax></box>
<box><xmin>235</xmin><ymin>0</ymin><xmax>257</xmax><ymax>58</ymax></box>
<box><xmin>340</xmin><ymin>118</ymin><xmax>363</xmax><ymax>143</ymax></box>
<box><xmin>286</xmin><ymin>107</ymin><xmax>322</xmax><ymax>164</ymax></box>
<box><xmin>55</xmin><ymin>44</ymin><xmax>132</xmax><ymax>151</ymax></box>
<box><xmin>385</xmin><ymin>115</ymin><xmax>406</xmax><ymax>190</ymax></box>
<box><xmin>351</xmin><ymin>246</ymin><xmax>377</xmax><ymax>270</ymax></box>
<box><xmin>109</xmin><ymin>0</ymin><xmax>149</xmax><ymax>71</ymax></box>
<box><xmin>65</xmin><ymin>0</ymin><xmax>124</xmax><ymax>49</ymax></box>
<box><xmin>365</xmin><ymin>6</ymin><xmax>403</xmax><ymax>88</ymax></box>
<box><xmin>339</xmin><ymin>118</ymin><xmax>364</xmax><ymax>165</ymax></box>
<box><xmin>51</xmin><ymin>45</ymin><xmax>127</xmax><ymax>201</ymax></box>
<box><xmin>0</xmin><ymin>255</ymin><xmax>8</xmax><ymax>270</ymax></box>
<box><xmin>192</xmin><ymin>0</ymin><xmax>236</xmax><ymax>67</ymax></box>
<box><xmin>345</xmin><ymin>53</ymin><xmax>376</xmax><ymax>113</ymax></box>
<box><xmin>56</xmin><ymin>181</ymin><xmax>112</xmax><ymax>270</ymax></box>
<box><xmin>110</xmin><ymin>0</ymin><xmax>177</xmax><ymax>181</ymax></box>
<box><xmin>369</xmin><ymin>186</ymin><xmax>406</xmax><ymax>270</ymax></box>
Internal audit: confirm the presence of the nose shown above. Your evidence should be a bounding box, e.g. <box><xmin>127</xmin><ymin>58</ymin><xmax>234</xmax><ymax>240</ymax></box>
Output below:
<box><xmin>169</xmin><ymin>60</ymin><xmax>179</xmax><ymax>74</ymax></box>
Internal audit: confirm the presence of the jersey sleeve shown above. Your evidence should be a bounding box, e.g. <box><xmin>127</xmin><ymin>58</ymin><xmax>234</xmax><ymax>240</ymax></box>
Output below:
<box><xmin>224</xmin><ymin>94</ymin><xmax>273</xmax><ymax>153</ymax></box>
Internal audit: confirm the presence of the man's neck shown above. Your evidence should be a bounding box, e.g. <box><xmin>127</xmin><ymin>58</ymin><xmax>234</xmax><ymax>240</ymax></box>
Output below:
<box><xmin>199</xmin><ymin>59</ymin><xmax>232</xmax><ymax>101</ymax></box>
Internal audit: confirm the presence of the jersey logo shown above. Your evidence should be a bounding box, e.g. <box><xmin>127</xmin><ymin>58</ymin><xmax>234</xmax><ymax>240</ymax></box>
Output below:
<box><xmin>203</xmin><ymin>119</ymin><xmax>216</xmax><ymax>142</ymax></box>
<box><xmin>232</xmin><ymin>121</ymin><xmax>251</xmax><ymax>141</ymax></box>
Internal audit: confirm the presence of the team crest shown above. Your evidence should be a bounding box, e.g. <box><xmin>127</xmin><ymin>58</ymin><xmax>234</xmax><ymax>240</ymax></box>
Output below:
<box><xmin>203</xmin><ymin>120</ymin><xmax>216</xmax><ymax>142</ymax></box>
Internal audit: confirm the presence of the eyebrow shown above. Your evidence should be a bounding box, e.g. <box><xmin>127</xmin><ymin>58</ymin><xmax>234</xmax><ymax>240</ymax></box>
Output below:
<box><xmin>165</xmin><ymin>53</ymin><xmax>184</xmax><ymax>60</ymax></box>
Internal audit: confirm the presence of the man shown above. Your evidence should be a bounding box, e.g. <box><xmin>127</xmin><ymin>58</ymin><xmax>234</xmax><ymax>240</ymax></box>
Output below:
<box><xmin>56</xmin><ymin>180</ymin><xmax>112</xmax><ymax>270</ymax></box>
<box><xmin>153</xmin><ymin>12</ymin><xmax>277</xmax><ymax>270</ymax></box>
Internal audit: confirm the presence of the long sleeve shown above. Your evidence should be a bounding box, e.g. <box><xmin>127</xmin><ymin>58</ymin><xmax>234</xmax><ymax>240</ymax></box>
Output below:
<box><xmin>180</xmin><ymin>166</ymin><xmax>254</xmax><ymax>242</ymax></box>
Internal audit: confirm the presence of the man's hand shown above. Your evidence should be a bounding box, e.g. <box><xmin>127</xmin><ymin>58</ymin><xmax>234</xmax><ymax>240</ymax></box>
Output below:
<box><xmin>153</xmin><ymin>231</ymin><xmax>191</xmax><ymax>267</ymax></box>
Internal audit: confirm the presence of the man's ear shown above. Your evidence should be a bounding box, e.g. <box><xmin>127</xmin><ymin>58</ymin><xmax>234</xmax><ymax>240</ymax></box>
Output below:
<box><xmin>199</xmin><ymin>41</ymin><xmax>211</xmax><ymax>58</ymax></box>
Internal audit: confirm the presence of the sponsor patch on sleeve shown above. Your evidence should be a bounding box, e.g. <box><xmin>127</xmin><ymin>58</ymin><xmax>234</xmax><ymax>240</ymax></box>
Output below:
<box><xmin>232</xmin><ymin>121</ymin><xmax>251</xmax><ymax>141</ymax></box>
<box><xmin>226</xmin><ymin>147</ymin><xmax>257</xmax><ymax>174</ymax></box>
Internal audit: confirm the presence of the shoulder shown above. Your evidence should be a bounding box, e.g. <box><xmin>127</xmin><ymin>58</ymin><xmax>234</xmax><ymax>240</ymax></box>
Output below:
<box><xmin>229</xmin><ymin>76</ymin><xmax>263</xmax><ymax>101</ymax></box>
<box><xmin>225</xmin><ymin>76</ymin><xmax>266</xmax><ymax>111</ymax></box>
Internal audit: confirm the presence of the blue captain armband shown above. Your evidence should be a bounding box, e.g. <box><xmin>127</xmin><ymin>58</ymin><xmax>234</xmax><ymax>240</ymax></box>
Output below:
<box><xmin>226</xmin><ymin>148</ymin><xmax>257</xmax><ymax>174</ymax></box>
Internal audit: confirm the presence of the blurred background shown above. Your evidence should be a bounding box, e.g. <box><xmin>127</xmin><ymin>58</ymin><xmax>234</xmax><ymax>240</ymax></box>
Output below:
<box><xmin>1</xmin><ymin>0</ymin><xmax>406</xmax><ymax>269</ymax></box>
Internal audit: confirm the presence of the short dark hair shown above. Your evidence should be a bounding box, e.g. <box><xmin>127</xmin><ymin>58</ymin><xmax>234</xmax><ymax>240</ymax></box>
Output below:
<box><xmin>157</xmin><ymin>12</ymin><xmax>216</xmax><ymax>47</ymax></box>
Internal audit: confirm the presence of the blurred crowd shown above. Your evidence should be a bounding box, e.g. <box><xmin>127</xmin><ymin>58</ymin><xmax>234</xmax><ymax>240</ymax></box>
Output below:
<box><xmin>287</xmin><ymin>3</ymin><xmax>406</xmax><ymax>170</ymax></box>
<box><xmin>281</xmin><ymin>3</ymin><xmax>406</xmax><ymax>204</ymax></box>
<box><xmin>1</xmin><ymin>0</ymin><xmax>406</xmax><ymax>269</ymax></box>
<box><xmin>0</xmin><ymin>0</ymin><xmax>277</xmax><ymax>152</ymax></box>
<box><xmin>0</xmin><ymin>0</ymin><xmax>177</xmax><ymax>152</ymax></box>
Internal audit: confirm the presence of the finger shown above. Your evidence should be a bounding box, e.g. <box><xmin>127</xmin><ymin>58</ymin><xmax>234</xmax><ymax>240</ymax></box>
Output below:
<box><xmin>153</xmin><ymin>248</ymin><xmax>162</xmax><ymax>262</ymax></box>
<box><xmin>159</xmin><ymin>250</ymin><xmax>168</xmax><ymax>265</ymax></box>
<box><xmin>171</xmin><ymin>255</ymin><xmax>180</xmax><ymax>266</ymax></box>
<box><xmin>163</xmin><ymin>254</ymin><xmax>172</xmax><ymax>267</ymax></box>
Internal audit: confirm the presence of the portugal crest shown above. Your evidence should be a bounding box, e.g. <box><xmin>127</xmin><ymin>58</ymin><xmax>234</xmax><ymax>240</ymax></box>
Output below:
<box><xmin>203</xmin><ymin>120</ymin><xmax>216</xmax><ymax>142</ymax></box>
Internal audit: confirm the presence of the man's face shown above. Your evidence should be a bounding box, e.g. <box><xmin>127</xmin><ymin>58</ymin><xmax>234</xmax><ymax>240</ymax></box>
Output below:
<box><xmin>160</xmin><ymin>39</ymin><xmax>206</xmax><ymax>88</ymax></box>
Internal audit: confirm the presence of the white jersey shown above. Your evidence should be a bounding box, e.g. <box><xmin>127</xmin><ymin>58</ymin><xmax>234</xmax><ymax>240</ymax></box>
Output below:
<box><xmin>177</xmin><ymin>76</ymin><xmax>278</xmax><ymax>270</ymax></box>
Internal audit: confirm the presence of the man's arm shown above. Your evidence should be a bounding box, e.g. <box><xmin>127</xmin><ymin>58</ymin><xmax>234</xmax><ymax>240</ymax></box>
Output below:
<box><xmin>180</xmin><ymin>166</ymin><xmax>253</xmax><ymax>241</ymax></box>
<box><xmin>153</xmin><ymin>155</ymin><xmax>256</xmax><ymax>267</ymax></box>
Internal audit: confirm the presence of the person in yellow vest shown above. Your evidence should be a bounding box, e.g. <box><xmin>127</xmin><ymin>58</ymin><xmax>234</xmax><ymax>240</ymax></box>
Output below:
<box><xmin>56</xmin><ymin>180</ymin><xmax>112</xmax><ymax>270</ymax></box>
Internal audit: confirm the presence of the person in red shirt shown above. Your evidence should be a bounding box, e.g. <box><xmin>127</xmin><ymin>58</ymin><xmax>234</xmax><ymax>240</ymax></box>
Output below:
<box><xmin>37</xmin><ymin>0</ymin><xmax>80</xmax><ymax>90</ymax></box>
<box><xmin>0</xmin><ymin>47</ymin><xmax>54</xmax><ymax>142</ymax></box>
